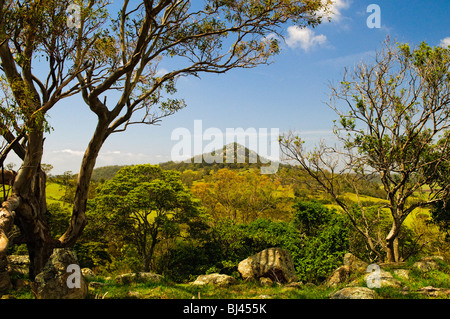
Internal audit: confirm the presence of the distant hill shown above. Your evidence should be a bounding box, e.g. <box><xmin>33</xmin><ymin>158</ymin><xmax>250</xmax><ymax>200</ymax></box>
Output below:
<box><xmin>91</xmin><ymin>143</ymin><xmax>283</xmax><ymax>181</ymax></box>
<box><xmin>159</xmin><ymin>142</ymin><xmax>283</xmax><ymax>172</ymax></box>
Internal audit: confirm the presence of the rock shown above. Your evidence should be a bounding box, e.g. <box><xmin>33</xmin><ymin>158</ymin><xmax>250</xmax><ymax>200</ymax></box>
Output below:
<box><xmin>413</xmin><ymin>256</ymin><xmax>444</xmax><ymax>272</ymax></box>
<box><xmin>88</xmin><ymin>281</ymin><xmax>105</xmax><ymax>288</ymax></box>
<box><xmin>326</xmin><ymin>254</ymin><xmax>371</xmax><ymax>287</ymax></box>
<box><xmin>81</xmin><ymin>268</ymin><xmax>95</xmax><ymax>280</ymax></box>
<box><xmin>417</xmin><ymin>286</ymin><xmax>450</xmax><ymax>297</ymax></box>
<box><xmin>7</xmin><ymin>255</ymin><xmax>30</xmax><ymax>275</ymax></box>
<box><xmin>127</xmin><ymin>291</ymin><xmax>142</xmax><ymax>298</ymax></box>
<box><xmin>259</xmin><ymin>277</ymin><xmax>273</xmax><ymax>286</ymax></box>
<box><xmin>343</xmin><ymin>253</ymin><xmax>368</xmax><ymax>274</ymax></box>
<box><xmin>115</xmin><ymin>272</ymin><xmax>164</xmax><ymax>284</ymax></box>
<box><xmin>191</xmin><ymin>273</ymin><xmax>237</xmax><ymax>287</ymax></box>
<box><xmin>326</xmin><ymin>265</ymin><xmax>350</xmax><ymax>287</ymax></box>
<box><xmin>329</xmin><ymin>287</ymin><xmax>378</xmax><ymax>299</ymax></box>
<box><xmin>364</xmin><ymin>269</ymin><xmax>402</xmax><ymax>289</ymax></box>
<box><xmin>285</xmin><ymin>281</ymin><xmax>303</xmax><ymax>289</ymax></box>
<box><xmin>393</xmin><ymin>269</ymin><xmax>410</xmax><ymax>280</ymax></box>
<box><xmin>32</xmin><ymin>248</ymin><xmax>88</xmax><ymax>299</ymax></box>
<box><xmin>238</xmin><ymin>248</ymin><xmax>298</xmax><ymax>284</ymax></box>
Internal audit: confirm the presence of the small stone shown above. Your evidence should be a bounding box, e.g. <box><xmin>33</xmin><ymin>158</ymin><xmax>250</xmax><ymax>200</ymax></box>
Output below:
<box><xmin>329</xmin><ymin>287</ymin><xmax>377</xmax><ymax>299</ymax></box>
<box><xmin>190</xmin><ymin>273</ymin><xmax>237</xmax><ymax>287</ymax></box>
<box><xmin>259</xmin><ymin>277</ymin><xmax>273</xmax><ymax>286</ymax></box>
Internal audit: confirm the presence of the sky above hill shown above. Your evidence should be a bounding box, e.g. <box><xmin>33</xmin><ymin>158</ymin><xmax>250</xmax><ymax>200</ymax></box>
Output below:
<box><xmin>8</xmin><ymin>0</ymin><xmax>450</xmax><ymax>174</ymax></box>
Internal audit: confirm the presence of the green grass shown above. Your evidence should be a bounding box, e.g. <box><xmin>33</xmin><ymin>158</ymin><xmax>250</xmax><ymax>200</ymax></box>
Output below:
<box><xmin>46</xmin><ymin>182</ymin><xmax>66</xmax><ymax>205</ymax></box>
<box><xmin>86</xmin><ymin>280</ymin><xmax>335</xmax><ymax>299</ymax></box>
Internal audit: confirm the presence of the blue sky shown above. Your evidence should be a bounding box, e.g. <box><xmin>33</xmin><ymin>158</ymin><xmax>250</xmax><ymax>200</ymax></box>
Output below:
<box><xmin>11</xmin><ymin>0</ymin><xmax>449</xmax><ymax>174</ymax></box>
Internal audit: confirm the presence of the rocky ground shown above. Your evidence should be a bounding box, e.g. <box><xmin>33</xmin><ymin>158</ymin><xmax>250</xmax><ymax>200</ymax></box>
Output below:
<box><xmin>2</xmin><ymin>249</ymin><xmax>450</xmax><ymax>299</ymax></box>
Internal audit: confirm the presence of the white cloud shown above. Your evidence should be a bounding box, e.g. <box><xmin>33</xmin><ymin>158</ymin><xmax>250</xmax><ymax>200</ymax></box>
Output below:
<box><xmin>440</xmin><ymin>37</ymin><xmax>450</xmax><ymax>48</ymax></box>
<box><xmin>285</xmin><ymin>26</ymin><xmax>327</xmax><ymax>52</ymax></box>
<box><xmin>57</xmin><ymin>149</ymin><xmax>85</xmax><ymax>156</ymax></box>
<box><xmin>319</xmin><ymin>0</ymin><xmax>351</xmax><ymax>22</ymax></box>
<box><xmin>155</xmin><ymin>68</ymin><xmax>169</xmax><ymax>77</ymax></box>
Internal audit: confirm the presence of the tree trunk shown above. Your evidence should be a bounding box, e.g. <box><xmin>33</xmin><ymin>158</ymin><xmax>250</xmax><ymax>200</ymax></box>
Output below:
<box><xmin>59</xmin><ymin>119</ymin><xmax>109</xmax><ymax>247</ymax></box>
<box><xmin>14</xmin><ymin>168</ymin><xmax>56</xmax><ymax>279</ymax></box>
<box><xmin>385</xmin><ymin>219</ymin><xmax>401</xmax><ymax>262</ymax></box>
<box><xmin>0</xmin><ymin>129</ymin><xmax>57</xmax><ymax>284</ymax></box>
<box><xmin>1</xmin><ymin>114</ymin><xmax>111</xmax><ymax>290</ymax></box>
<box><xmin>11</xmin><ymin>130</ymin><xmax>57</xmax><ymax>279</ymax></box>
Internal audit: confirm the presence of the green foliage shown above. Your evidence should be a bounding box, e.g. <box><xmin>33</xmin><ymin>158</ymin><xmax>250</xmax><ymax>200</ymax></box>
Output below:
<box><xmin>161</xmin><ymin>218</ymin><xmax>302</xmax><ymax>282</ymax></box>
<box><xmin>292</xmin><ymin>200</ymin><xmax>334</xmax><ymax>236</ymax></box>
<box><xmin>45</xmin><ymin>202</ymin><xmax>70</xmax><ymax>238</ymax></box>
<box><xmin>91</xmin><ymin>165</ymin><xmax>127</xmax><ymax>182</ymax></box>
<box><xmin>292</xmin><ymin>200</ymin><xmax>349</xmax><ymax>283</ymax></box>
<box><xmin>192</xmin><ymin>168</ymin><xmax>294</xmax><ymax>223</ymax></box>
<box><xmin>163</xmin><ymin>201</ymin><xmax>349</xmax><ymax>285</ymax></box>
<box><xmin>74</xmin><ymin>242</ymin><xmax>111</xmax><ymax>271</ymax></box>
<box><xmin>430</xmin><ymin>201</ymin><xmax>450</xmax><ymax>240</ymax></box>
<box><xmin>89</xmin><ymin>164</ymin><xmax>207</xmax><ymax>272</ymax></box>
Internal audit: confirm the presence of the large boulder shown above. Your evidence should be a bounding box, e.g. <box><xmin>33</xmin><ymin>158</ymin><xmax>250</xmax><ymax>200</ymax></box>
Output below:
<box><xmin>326</xmin><ymin>265</ymin><xmax>350</xmax><ymax>287</ymax></box>
<box><xmin>364</xmin><ymin>268</ymin><xmax>402</xmax><ymax>289</ymax></box>
<box><xmin>329</xmin><ymin>287</ymin><xmax>378</xmax><ymax>299</ymax></box>
<box><xmin>238</xmin><ymin>248</ymin><xmax>298</xmax><ymax>284</ymax></box>
<box><xmin>343</xmin><ymin>253</ymin><xmax>368</xmax><ymax>273</ymax></box>
<box><xmin>325</xmin><ymin>253</ymin><xmax>368</xmax><ymax>287</ymax></box>
<box><xmin>191</xmin><ymin>274</ymin><xmax>237</xmax><ymax>287</ymax></box>
<box><xmin>32</xmin><ymin>248</ymin><xmax>88</xmax><ymax>299</ymax></box>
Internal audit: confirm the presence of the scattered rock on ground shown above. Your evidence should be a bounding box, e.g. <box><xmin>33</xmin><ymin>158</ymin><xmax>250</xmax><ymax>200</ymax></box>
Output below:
<box><xmin>191</xmin><ymin>273</ymin><xmax>237</xmax><ymax>287</ymax></box>
<box><xmin>7</xmin><ymin>255</ymin><xmax>30</xmax><ymax>275</ymax></box>
<box><xmin>88</xmin><ymin>281</ymin><xmax>106</xmax><ymax>289</ymax></box>
<box><xmin>329</xmin><ymin>287</ymin><xmax>378</xmax><ymax>299</ymax></box>
<box><xmin>32</xmin><ymin>248</ymin><xmax>88</xmax><ymax>299</ymax></box>
<box><xmin>326</xmin><ymin>253</ymin><xmax>370</xmax><ymax>287</ymax></box>
<box><xmin>82</xmin><ymin>268</ymin><xmax>96</xmax><ymax>280</ymax></box>
<box><xmin>364</xmin><ymin>269</ymin><xmax>402</xmax><ymax>289</ymax></box>
<box><xmin>285</xmin><ymin>281</ymin><xmax>303</xmax><ymax>289</ymax></box>
<box><xmin>326</xmin><ymin>265</ymin><xmax>351</xmax><ymax>287</ymax></box>
<box><xmin>238</xmin><ymin>248</ymin><xmax>298</xmax><ymax>284</ymax></box>
<box><xmin>417</xmin><ymin>286</ymin><xmax>450</xmax><ymax>297</ymax></box>
<box><xmin>259</xmin><ymin>277</ymin><xmax>273</xmax><ymax>286</ymax></box>
<box><xmin>413</xmin><ymin>256</ymin><xmax>444</xmax><ymax>272</ymax></box>
<box><xmin>115</xmin><ymin>272</ymin><xmax>164</xmax><ymax>284</ymax></box>
<box><xmin>343</xmin><ymin>253</ymin><xmax>369</xmax><ymax>273</ymax></box>
<box><xmin>393</xmin><ymin>269</ymin><xmax>410</xmax><ymax>280</ymax></box>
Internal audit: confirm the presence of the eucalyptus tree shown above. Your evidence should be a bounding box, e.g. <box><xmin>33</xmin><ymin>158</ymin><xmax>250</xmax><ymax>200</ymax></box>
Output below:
<box><xmin>281</xmin><ymin>40</ymin><xmax>450</xmax><ymax>262</ymax></box>
<box><xmin>0</xmin><ymin>0</ymin><xmax>330</xmax><ymax>290</ymax></box>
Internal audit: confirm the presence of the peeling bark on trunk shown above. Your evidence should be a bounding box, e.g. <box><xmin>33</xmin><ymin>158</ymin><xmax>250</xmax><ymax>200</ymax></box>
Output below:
<box><xmin>0</xmin><ymin>194</ymin><xmax>20</xmax><ymax>291</ymax></box>
<box><xmin>59</xmin><ymin>120</ymin><xmax>109</xmax><ymax>247</ymax></box>
<box><xmin>0</xmin><ymin>129</ymin><xmax>57</xmax><ymax>286</ymax></box>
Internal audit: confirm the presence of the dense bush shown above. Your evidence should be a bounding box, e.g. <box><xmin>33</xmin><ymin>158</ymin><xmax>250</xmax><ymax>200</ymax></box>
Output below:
<box><xmin>292</xmin><ymin>201</ymin><xmax>349</xmax><ymax>283</ymax></box>
<box><xmin>159</xmin><ymin>218</ymin><xmax>302</xmax><ymax>282</ymax></box>
<box><xmin>161</xmin><ymin>201</ymin><xmax>349</xmax><ymax>284</ymax></box>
